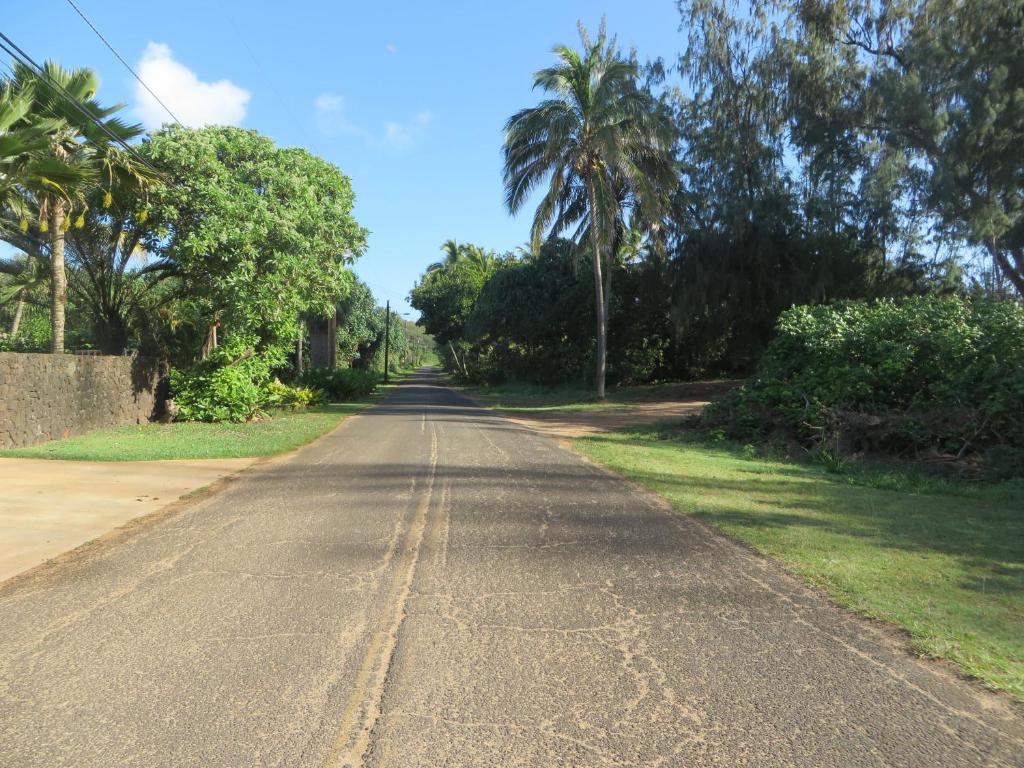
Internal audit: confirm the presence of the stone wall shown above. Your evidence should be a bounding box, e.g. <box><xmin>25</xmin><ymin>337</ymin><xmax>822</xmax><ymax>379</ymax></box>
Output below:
<box><xmin>0</xmin><ymin>353</ymin><xmax>166</xmax><ymax>450</ymax></box>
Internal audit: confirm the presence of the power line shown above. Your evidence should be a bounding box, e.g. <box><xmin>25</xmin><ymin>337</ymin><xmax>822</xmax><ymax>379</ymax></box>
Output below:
<box><xmin>62</xmin><ymin>0</ymin><xmax>182</xmax><ymax>126</ymax></box>
<box><xmin>0</xmin><ymin>31</ymin><xmax>162</xmax><ymax>177</ymax></box>
<box><xmin>219</xmin><ymin>6</ymin><xmax>280</xmax><ymax>100</ymax></box>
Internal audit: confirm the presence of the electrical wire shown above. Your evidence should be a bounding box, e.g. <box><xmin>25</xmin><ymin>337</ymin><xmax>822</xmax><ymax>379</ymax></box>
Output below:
<box><xmin>0</xmin><ymin>31</ymin><xmax>162</xmax><ymax>176</ymax></box>
<box><xmin>62</xmin><ymin>0</ymin><xmax>182</xmax><ymax>126</ymax></box>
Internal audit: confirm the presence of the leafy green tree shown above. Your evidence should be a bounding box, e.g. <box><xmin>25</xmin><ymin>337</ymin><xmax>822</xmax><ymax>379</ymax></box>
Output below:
<box><xmin>333</xmin><ymin>279</ymin><xmax>405</xmax><ymax>371</ymax></box>
<box><xmin>379</xmin><ymin>305</ymin><xmax>408</xmax><ymax>372</ymax></box>
<box><xmin>6</xmin><ymin>62</ymin><xmax>158</xmax><ymax>352</ymax></box>
<box><xmin>336</xmin><ymin>279</ymin><xmax>379</xmax><ymax>365</ymax></box>
<box><xmin>847</xmin><ymin>0</ymin><xmax>1024</xmax><ymax>294</ymax></box>
<box><xmin>468</xmin><ymin>238</ymin><xmax>593</xmax><ymax>384</ymax></box>
<box><xmin>734</xmin><ymin>0</ymin><xmax>1024</xmax><ymax>296</ymax></box>
<box><xmin>143</xmin><ymin>125</ymin><xmax>367</xmax><ymax>364</ymax></box>
<box><xmin>399</xmin><ymin>319</ymin><xmax>437</xmax><ymax>368</ymax></box>
<box><xmin>503</xmin><ymin>21</ymin><xmax>677</xmax><ymax>398</ymax></box>
<box><xmin>660</xmin><ymin>0</ymin><xmax>972</xmax><ymax>372</ymax></box>
<box><xmin>410</xmin><ymin>256</ymin><xmax>492</xmax><ymax>378</ymax></box>
<box><xmin>410</xmin><ymin>259</ymin><xmax>489</xmax><ymax>346</ymax></box>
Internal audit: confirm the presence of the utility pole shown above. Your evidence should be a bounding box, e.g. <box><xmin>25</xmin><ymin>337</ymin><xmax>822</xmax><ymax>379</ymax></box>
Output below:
<box><xmin>383</xmin><ymin>299</ymin><xmax>390</xmax><ymax>384</ymax></box>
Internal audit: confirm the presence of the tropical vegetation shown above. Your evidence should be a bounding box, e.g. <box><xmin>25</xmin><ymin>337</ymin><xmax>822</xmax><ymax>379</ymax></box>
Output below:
<box><xmin>0</xmin><ymin>59</ymin><xmax>430</xmax><ymax>424</ymax></box>
<box><xmin>703</xmin><ymin>296</ymin><xmax>1024</xmax><ymax>477</ymax></box>
<box><xmin>410</xmin><ymin>2</ymin><xmax>1022</xmax><ymax>476</ymax></box>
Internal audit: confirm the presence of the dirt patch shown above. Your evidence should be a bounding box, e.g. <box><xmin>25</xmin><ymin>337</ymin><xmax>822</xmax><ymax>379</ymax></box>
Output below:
<box><xmin>494</xmin><ymin>383</ymin><xmax>733</xmax><ymax>440</ymax></box>
<box><xmin>499</xmin><ymin>401</ymin><xmax>707</xmax><ymax>439</ymax></box>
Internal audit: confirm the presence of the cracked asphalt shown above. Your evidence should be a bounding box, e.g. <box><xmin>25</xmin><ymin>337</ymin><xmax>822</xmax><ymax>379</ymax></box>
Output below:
<box><xmin>1</xmin><ymin>369</ymin><xmax>1022</xmax><ymax>767</ymax></box>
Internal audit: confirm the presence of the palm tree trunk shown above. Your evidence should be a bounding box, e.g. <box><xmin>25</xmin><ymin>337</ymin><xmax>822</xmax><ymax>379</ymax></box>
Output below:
<box><xmin>49</xmin><ymin>200</ymin><xmax>68</xmax><ymax>353</ymax></box>
<box><xmin>10</xmin><ymin>294</ymin><xmax>25</xmax><ymax>337</ymax></box>
<box><xmin>586</xmin><ymin>177</ymin><xmax>607</xmax><ymax>400</ymax></box>
<box><xmin>9</xmin><ymin>252</ymin><xmax>30</xmax><ymax>337</ymax></box>
<box><xmin>603</xmin><ymin>243</ymin><xmax>613</xmax><ymax>345</ymax></box>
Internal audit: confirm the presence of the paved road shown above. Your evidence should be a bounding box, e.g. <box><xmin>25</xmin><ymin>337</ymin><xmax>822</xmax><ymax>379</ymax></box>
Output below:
<box><xmin>1</xmin><ymin>370</ymin><xmax>1022</xmax><ymax>767</ymax></box>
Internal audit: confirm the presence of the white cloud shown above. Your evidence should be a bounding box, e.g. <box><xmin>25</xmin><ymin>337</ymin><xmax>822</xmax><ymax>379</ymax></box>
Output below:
<box><xmin>314</xmin><ymin>93</ymin><xmax>344</xmax><ymax>113</ymax></box>
<box><xmin>314</xmin><ymin>92</ymin><xmax>372</xmax><ymax>141</ymax></box>
<box><xmin>134</xmin><ymin>43</ymin><xmax>250</xmax><ymax>129</ymax></box>
<box><xmin>385</xmin><ymin>42</ymin><xmax>398</xmax><ymax>54</ymax></box>
<box><xmin>382</xmin><ymin>111</ymin><xmax>433</xmax><ymax>150</ymax></box>
<box><xmin>314</xmin><ymin>93</ymin><xmax>431</xmax><ymax>151</ymax></box>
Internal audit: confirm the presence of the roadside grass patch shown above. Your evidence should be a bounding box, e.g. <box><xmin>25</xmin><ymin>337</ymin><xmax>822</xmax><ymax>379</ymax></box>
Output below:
<box><xmin>0</xmin><ymin>402</ymin><xmax>371</xmax><ymax>461</ymax></box>
<box><xmin>575</xmin><ymin>427</ymin><xmax>1024</xmax><ymax>701</ymax></box>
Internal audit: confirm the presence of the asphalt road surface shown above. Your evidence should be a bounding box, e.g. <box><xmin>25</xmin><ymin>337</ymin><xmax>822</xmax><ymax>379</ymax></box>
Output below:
<box><xmin>1</xmin><ymin>369</ymin><xmax>1022</xmax><ymax>767</ymax></box>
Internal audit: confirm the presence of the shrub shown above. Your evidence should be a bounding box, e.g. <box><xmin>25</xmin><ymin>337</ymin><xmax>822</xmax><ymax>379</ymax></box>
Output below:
<box><xmin>265</xmin><ymin>379</ymin><xmax>323</xmax><ymax>409</ymax></box>
<box><xmin>170</xmin><ymin>342</ymin><xmax>273</xmax><ymax>422</ymax></box>
<box><xmin>299</xmin><ymin>367</ymin><xmax>377</xmax><ymax>401</ymax></box>
<box><xmin>0</xmin><ymin>309</ymin><xmax>50</xmax><ymax>352</ymax></box>
<box><xmin>703</xmin><ymin>296</ymin><xmax>1024</xmax><ymax>476</ymax></box>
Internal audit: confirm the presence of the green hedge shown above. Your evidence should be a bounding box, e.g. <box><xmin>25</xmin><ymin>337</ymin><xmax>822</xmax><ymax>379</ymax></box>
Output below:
<box><xmin>703</xmin><ymin>297</ymin><xmax>1024</xmax><ymax>475</ymax></box>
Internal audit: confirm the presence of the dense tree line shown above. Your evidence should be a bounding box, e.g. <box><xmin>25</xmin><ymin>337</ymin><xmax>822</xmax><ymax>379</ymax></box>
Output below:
<box><xmin>413</xmin><ymin>2</ymin><xmax>1022</xmax><ymax>392</ymax></box>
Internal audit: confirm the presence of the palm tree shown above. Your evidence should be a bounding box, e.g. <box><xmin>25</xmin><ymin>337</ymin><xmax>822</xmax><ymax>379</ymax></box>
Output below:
<box><xmin>460</xmin><ymin>244</ymin><xmax>498</xmax><ymax>280</ymax></box>
<box><xmin>9</xmin><ymin>61</ymin><xmax>159</xmax><ymax>353</ymax></box>
<box><xmin>426</xmin><ymin>239</ymin><xmax>462</xmax><ymax>273</ymax></box>
<box><xmin>426</xmin><ymin>240</ymin><xmax>498</xmax><ymax>280</ymax></box>
<box><xmin>0</xmin><ymin>252</ymin><xmax>47</xmax><ymax>336</ymax></box>
<box><xmin>502</xmin><ymin>21</ymin><xmax>677</xmax><ymax>398</ymax></box>
<box><xmin>64</xmin><ymin>186</ymin><xmax>173</xmax><ymax>353</ymax></box>
<box><xmin>0</xmin><ymin>77</ymin><xmax>88</xmax><ymax>238</ymax></box>
<box><xmin>0</xmin><ymin>77</ymin><xmax>91</xmax><ymax>343</ymax></box>
<box><xmin>517</xmin><ymin>239</ymin><xmax>547</xmax><ymax>261</ymax></box>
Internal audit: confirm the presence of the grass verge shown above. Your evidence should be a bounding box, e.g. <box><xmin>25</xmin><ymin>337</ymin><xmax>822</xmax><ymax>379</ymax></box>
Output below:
<box><xmin>0</xmin><ymin>402</ymin><xmax>372</xmax><ymax>461</ymax></box>
<box><xmin>575</xmin><ymin>428</ymin><xmax>1024</xmax><ymax>701</ymax></box>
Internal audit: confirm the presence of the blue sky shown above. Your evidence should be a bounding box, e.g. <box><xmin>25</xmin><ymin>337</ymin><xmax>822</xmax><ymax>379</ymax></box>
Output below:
<box><xmin>5</xmin><ymin>1</ymin><xmax>685</xmax><ymax>316</ymax></box>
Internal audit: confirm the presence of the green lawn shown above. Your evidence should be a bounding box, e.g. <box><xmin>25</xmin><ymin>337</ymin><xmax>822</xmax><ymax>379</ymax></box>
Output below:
<box><xmin>0</xmin><ymin>402</ymin><xmax>371</xmax><ymax>461</ymax></box>
<box><xmin>576</xmin><ymin>428</ymin><xmax>1024</xmax><ymax>701</ymax></box>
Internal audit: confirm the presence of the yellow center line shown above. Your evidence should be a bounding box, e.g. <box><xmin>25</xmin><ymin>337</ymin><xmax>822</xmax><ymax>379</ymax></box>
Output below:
<box><xmin>327</xmin><ymin>424</ymin><xmax>439</xmax><ymax>768</ymax></box>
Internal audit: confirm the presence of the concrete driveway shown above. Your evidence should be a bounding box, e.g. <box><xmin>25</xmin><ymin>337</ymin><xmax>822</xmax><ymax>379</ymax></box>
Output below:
<box><xmin>0</xmin><ymin>456</ymin><xmax>256</xmax><ymax>582</ymax></box>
